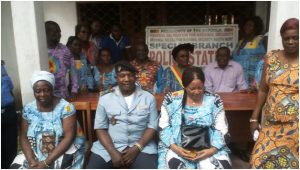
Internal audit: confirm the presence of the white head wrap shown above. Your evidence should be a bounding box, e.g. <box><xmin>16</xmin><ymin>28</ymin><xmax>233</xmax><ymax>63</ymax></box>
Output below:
<box><xmin>31</xmin><ymin>71</ymin><xmax>55</xmax><ymax>88</ymax></box>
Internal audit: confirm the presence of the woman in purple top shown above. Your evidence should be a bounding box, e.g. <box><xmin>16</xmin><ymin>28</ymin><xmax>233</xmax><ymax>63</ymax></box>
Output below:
<box><xmin>45</xmin><ymin>21</ymin><xmax>78</xmax><ymax>99</ymax></box>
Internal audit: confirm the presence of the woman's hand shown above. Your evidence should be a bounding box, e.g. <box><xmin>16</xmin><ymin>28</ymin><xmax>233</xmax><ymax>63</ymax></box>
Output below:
<box><xmin>110</xmin><ymin>150</ymin><xmax>125</xmax><ymax>168</ymax></box>
<box><xmin>191</xmin><ymin>147</ymin><xmax>218</xmax><ymax>161</ymax></box>
<box><xmin>170</xmin><ymin>144</ymin><xmax>195</xmax><ymax>160</ymax></box>
<box><xmin>79</xmin><ymin>85</ymin><xmax>88</xmax><ymax>94</ymax></box>
<box><xmin>30</xmin><ymin>161</ymin><xmax>47</xmax><ymax>169</ymax></box>
<box><xmin>250</xmin><ymin>121</ymin><xmax>261</xmax><ymax>136</ymax></box>
<box><xmin>28</xmin><ymin>159</ymin><xmax>39</xmax><ymax>169</ymax></box>
<box><xmin>121</xmin><ymin>146</ymin><xmax>140</xmax><ymax>167</ymax></box>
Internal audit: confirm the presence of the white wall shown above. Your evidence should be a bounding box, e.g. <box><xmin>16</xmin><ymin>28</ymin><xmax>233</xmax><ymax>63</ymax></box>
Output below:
<box><xmin>268</xmin><ymin>1</ymin><xmax>299</xmax><ymax>51</ymax></box>
<box><xmin>10</xmin><ymin>1</ymin><xmax>49</xmax><ymax>105</ymax></box>
<box><xmin>43</xmin><ymin>1</ymin><xmax>77</xmax><ymax>44</ymax></box>
<box><xmin>255</xmin><ymin>1</ymin><xmax>269</xmax><ymax>33</ymax></box>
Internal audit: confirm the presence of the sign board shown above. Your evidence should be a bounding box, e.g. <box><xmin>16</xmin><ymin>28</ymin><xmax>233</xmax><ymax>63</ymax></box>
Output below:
<box><xmin>145</xmin><ymin>25</ymin><xmax>239</xmax><ymax>68</ymax></box>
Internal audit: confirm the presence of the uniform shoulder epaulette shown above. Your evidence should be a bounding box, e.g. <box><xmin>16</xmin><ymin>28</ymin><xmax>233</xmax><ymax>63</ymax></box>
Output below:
<box><xmin>99</xmin><ymin>88</ymin><xmax>115</xmax><ymax>97</ymax></box>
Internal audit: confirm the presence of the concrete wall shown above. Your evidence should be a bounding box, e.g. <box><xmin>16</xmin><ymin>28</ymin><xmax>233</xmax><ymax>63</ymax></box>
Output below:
<box><xmin>10</xmin><ymin>1</ymin><xmax>49</xmax><ymax>105</ymax></box>
<box><xmin>43</xmin><ymin>1</ymin><xmax>77</xmax><ymax>44</ymax></box>
<box><xmin>1</xmin><ymin>1</ymin><xmax>77</xmax><ymax>107</ymax></box>
<box><xmin>268</xmin><ymin>1</ymin><xmax>299</xmax><ymax>51</ymax></box>
<box><xmin>255</xmin><ymin>1</ymin><xmax>269</xmax><ymax>33</ymax></box>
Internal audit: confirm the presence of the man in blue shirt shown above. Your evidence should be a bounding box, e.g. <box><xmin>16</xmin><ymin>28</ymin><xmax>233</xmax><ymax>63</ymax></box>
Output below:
<box><xmin>86</xmin><ymin>61</ymin><xmax>158</xmax><ymax>169</ymax></box>
<box><xmin>102</xmin><ymin>23</ymin><xmax>131</xmax><ymax>64</ymax></box>
<box><xmin>1</xmin><ymin>60</ymin><xmax>18</xmax><ymax>168</ymax></box>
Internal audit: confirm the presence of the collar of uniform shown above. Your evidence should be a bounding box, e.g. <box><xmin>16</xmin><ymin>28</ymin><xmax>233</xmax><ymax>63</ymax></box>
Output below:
<box><xmin>114</xmin><ymin>85</ymin><xmax>142</xmax><ymax>97</ymax></box>
<box><xmin>109</xmin><ymin>34</ymin><xmax>124</xmax><ymax>46</ymax></box>
<box><xmin>213</xmin><ymin>60</ymin><xmax>234</xmax><ymax>69</ymax></box>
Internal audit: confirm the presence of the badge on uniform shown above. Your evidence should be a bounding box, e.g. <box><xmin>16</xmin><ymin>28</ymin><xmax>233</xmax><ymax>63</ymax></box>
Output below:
<box><xmin>111</xmin><ymin>115</ymin><xmax>117</xmax><ymax>125</ymax></box>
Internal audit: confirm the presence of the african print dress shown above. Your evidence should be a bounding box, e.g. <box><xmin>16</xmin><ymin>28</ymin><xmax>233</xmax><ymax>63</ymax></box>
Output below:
<box><xmin>48</xmin><ymin>43</ymin><xmax>79</xmax><ymax>98</ymax></box>
<box><xmin>232</xmin><ymin>35</ymin><xmax>266</xmax><ymax>87</ymax></box>
<box><xmin>250</xmin><ymin>50</ymin><xmax>299</xmax><ymax>169</ymax></box>
<box><xmin>130</xmin><ymin>60</ymin><xmax>163</xmax><ymax>93</ymax></box>
<box><xmin>11</xmin><ymin>99</ymin><xmax>85</xmax><ymax>169</ymax></box>
<box><xmin>158</xmin><ymin>90</ymin><xmax>231</xmax><ymax>169</ymax></box>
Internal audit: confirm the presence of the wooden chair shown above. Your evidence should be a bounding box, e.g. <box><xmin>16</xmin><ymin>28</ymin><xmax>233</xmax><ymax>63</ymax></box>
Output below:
<box><xmin>72</xmin><ymin>101</ymin><xmax>94</xmax><ymax>167</ymax></box>
<box><xmin>71</xmin><ymin>102</ymin><xmax>93</xmax><ymax>148</ymax></box>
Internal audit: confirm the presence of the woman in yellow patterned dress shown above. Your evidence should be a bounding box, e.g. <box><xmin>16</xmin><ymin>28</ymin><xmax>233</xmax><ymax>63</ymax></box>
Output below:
<box><xmin>249</xmin><ymin>18</ymin><xmax>299</xmax><ymax>169</ymax></box>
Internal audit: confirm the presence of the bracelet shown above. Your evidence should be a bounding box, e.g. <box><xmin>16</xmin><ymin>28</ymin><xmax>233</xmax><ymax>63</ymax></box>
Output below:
<box><xmin>43</xmin><ymin>160</ymin><xmax>50</xmax><ymax>168</ymax></box>
<box><xmin>249</xmin><ymin>118</ymin><xmax>258</xmax><ymax>123</ymax></box>
<box><xmin>134</xmin><ymin>143</ymin><xmax>143</xmax><ymax>151</ymax></box>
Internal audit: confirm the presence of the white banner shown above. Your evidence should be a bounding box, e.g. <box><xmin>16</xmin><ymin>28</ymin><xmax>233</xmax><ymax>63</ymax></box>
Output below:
<box><xmin>145</xmin><ymin>25</ymin><xmax>239</xmax><ymax>68</ymax></box>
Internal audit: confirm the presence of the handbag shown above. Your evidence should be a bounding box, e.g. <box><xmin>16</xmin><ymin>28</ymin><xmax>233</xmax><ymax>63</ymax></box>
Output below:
<box><xmin>181</xmin><ymin>111</ymin><xmax>210</xmax><ymax>151</ymax></box>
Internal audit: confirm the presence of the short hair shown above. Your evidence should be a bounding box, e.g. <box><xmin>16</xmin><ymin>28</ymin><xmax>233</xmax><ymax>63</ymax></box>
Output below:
<box><xmin>110</xmin><ymin>23</ymin><xmax>122</xmax><ymax>31</ymax></box>
<box><xmin>216</xmin><ymin>47</ymin><xmax>231</xmax><ymax>55</ymax></box>
<box><xmin>135</xmin><ymin>43</ymin><xmax>149</xmax><ymax>51</ymax></box>
<box><xmin>280</xmin><ymin>18</ymin><xmax>299</xmax><ymax>36</ymax></box>
<box><xmin>91</xmin><ymin>18</ymin><xmax>102</xmax><ymax>24</ymax></box>
<box><xmin>114</xmin><ymin>60</ymin><xmax>137</xmax><ymax>74</ymax></box>
<box><xmin>98</xmin><ymin>48</ymin><xmax>112</xmax><ymax>56</ymax></box>
<box><xmin>242</xmin><ymin>16</ymin><xmax>264</xmax><ymax>36</ymax></box>
<box><xmin>75</xmin><ymin>24</ymin><xmax>90</xmax><ymax>36</ymax></box>
<box><xmin>66</xmin><ymin>36</ymin><xmax>80</xmax><ymax>47</ymax></box>
<box><xmin>45</xmin><ymin>21</ymin><xmax>60</xmax><ymax>32</ymax></box>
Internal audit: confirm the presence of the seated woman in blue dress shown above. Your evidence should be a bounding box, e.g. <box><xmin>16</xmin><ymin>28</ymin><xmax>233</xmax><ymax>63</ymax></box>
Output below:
<box><xmin>10</xmin><ymin>71</ymin><xmax>85</xmax><ymax>169</ymax></box>
<box><xmin>158</xmin><ymin>67</ymin><xmax>231</xmax><ymax>169</ymax></box>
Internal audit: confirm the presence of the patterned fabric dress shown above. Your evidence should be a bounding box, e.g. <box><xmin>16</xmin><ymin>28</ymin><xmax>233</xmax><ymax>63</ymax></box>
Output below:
<box><xmin>162</xmin><ymin>65</ymin><xmax>184</xmax><ymax>92</ymax></box>
<box><xmin>11</xmin><ymin>99</ymin><xmax>86</xmax><ymax>169</ymax></box>
<box><xmin>158</xmin><ymin>90</ymin><xmax>231</xmax><ymax>169</ymax></box>
<box><xmin>48</xmin><ymin>43</ymin><xmax>79</xmax><ymax>98</ymax></box>
<box><xmin>130</xmin><ymin>59</ymin><xmax>163</xmax><ymax>93</ymax></box>
<box><xmin>232</xmin><ymin>35</ymin><xmax>266</xmax><ymax>87</ymax></box>
<box><xmin>250</xmin><ymin>50</ymin><xmax>299</xmax><ymax>169</ymax></box>
<box><xmin>74</xmin><ymin>54</ymin><xmax>95</xmax><ymax>91</ymax></box>
<box><xmin>93</xmin><ymin>66</ymin><xmax>117</xmax><ymax>91</ymax></box>
<box><xmin>254</xmin><ymin>58</ymin><xmax>265</xmax><ymax>89</ymax></box>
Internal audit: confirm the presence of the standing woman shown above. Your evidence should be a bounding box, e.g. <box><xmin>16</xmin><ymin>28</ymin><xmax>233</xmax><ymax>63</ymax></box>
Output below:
<box><xmin>158</xmin><ymin>67</ymin><xmax>231</xmax><ymax>169</ymax></box>
<box><xmin>75</xmin><ymin>24</ymin><xmax>98</xmax><ymax>65</ymax></box>
<box><xmin>162</xmin><ymin>43</ymin><xmax>194</xmax><ymax>93</ymax></box>
<box><xmin>232</xmin><ymin>16</ymin><xmax>266</xmax><ymax>89</ymax></box>
<box><xmin>250</xmin><ymin>18</ymin><xmax>299</xmax><ymax>169</ymax></box>
<box><xmin>93</xmin><ymin>48</ymin><xmax>117</xmax><ymax>92</ymax></box>
<box><xmin>10</xmin><ymin>71</ymin><xmax>85</xmax><ymax>169</ymax></box>
<box><xmin>66</xmin><ymin>36</ymin><xmax>95</xmax><ymax>93</ymax></box>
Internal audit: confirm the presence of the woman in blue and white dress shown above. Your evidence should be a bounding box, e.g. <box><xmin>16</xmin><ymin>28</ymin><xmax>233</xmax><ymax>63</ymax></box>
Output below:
<box><xmin>93</xmin><ymin>48</ymin><xmax>117</xmax><ymax>92</ymax></box>
<box><xmin>66</xmin><ymin>36</ymin><xmax>95</xmax><ymax>92</ymax></box>
<box><xmin>158</xmin><ymin>67</ymin><xmax>231</xmax><ymax>169</ymax></box>
<box><xmin>11</xmin><ymin>71</ymin><xmax>85</xmax><ymax>169</ymax></box>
